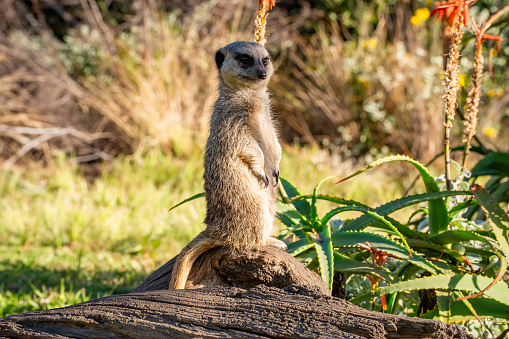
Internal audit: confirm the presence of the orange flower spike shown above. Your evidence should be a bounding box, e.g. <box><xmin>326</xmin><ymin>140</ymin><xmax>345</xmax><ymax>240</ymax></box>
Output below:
<box><xmin>259</xmin><ymin>0</ymin><xmax>276</xmax><ymax>9</ymax></box>
<box><xmin>432</xmin><ymin>0</ymin><xmax>477</xmax><ymax>26</ymax></box>
<box><xmin>482</xmin><ymin>34</ymin><xmax>503</xmax><ymax>41</ymax></box>
<box><xmin>463</xmin><ymin>2</ymin><xmax>469</xmax><ymax>26</ymax></box>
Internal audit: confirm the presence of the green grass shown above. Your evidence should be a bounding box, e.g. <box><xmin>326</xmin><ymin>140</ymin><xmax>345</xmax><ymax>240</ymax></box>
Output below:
<box><xmin>0</xmin><ymin>148</ymin><xmax>417</xmax><ymax>318</ymax></box>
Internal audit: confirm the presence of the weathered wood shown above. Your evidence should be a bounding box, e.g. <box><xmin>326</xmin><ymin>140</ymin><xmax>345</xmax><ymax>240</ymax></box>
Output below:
<box><xmin>0</xmin><ymin>246</ymin><xmax>473</xmax><ymax>338</ymax></box>
<box><xmin>0</xmin><ymin>286</ymin><xmax>472</xmax><ymax>339</ymax></box>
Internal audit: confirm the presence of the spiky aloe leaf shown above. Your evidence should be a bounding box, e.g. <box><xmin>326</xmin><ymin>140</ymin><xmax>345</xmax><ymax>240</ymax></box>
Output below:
<box><xmin>471</xmin><ymin>152</ymin><xmax>509</xmax><ymax>177</ymax></box>
<box><xmin>406</xmin><ymin>238</ymin><xmax>470</xmax><ymax>264</ymax></box>
<box><xmin>277</xmin><ymin>201</ymin><xmax>301</xmax><ymax>227</ymax></box>
<box><xmin>337</xmin><ymin>191</ymin><xmax>469</xmax><ymax>232</ymax></box>
<box><xmin>287</xmin><ymin>238</ymin><xmax>314</xmax><ymax>256</ymax></box>
<box><xmin>168</xmin><ymin>192</ymin><xmax>205</xmax><ymax>211</ymax></box>
<box><xmin>448</xmin><ymin>198</ymin><xmax>478</xmax><ymax>215</ymax></box>
<box><xmin>350</xmin><ymin>274</ymin><xmax>509</xmax><ymax>306</ymax></box>
<box><xmin>336</xmin><ymin>155</ymin><xmax>448</xmax><ymax>236</ymax></box>
<box><xmin>309</xmin><ymin>176</ymin><xmax>339</xmax><ymax>230</ymax></box>
<box><xmin>311</xmin><ymin>227</ymin><xmax>334</xmax><ymax>291</ymax></box>
<box><xmin>466</xmin><ymin>184</ymin><xmax>509</xmax><ymax>303</ymax></box>
<box><xmin>278</xmin><ymin>212</ymin><xmax>299</xmax><ymax>228</ymax></box>
<box><xmin>323</xmin><ymin>206</ymin><xmax>412</xmax><ymax>255</ymax></box>
<box><xmin>429</xmin><ymin>230</ymin><xmax>487</xmax><ymax>245</ymax></box>
<box><xmin>291</xmin><ymin>194</ymin><xmax>371</xmax><ymax>209</ymax></box>
<box><xmin>471</xmin><ymin>184</ymin><xmax>509</xmax><ymax>258</ymax></box>
<box><xmin>279</xmin><ymin>177</ymin><xmax>311</xmax><ymax>220</ymax></box>
<box><xmin>420</xmin><ymin>298</ymin><xmax>509</xmax><ymax>322</ymax></box>
<box><xmin>331</xmin><ymin>231</ymin><xmax>441</xmax><ymax>275</ymax></box>
<box><xmin>436</xmin><ymin>289</ymin><xmax>451</xmax><ymax>324</ymax></box>
<box><xmin>334</xmin><ymin>252</ymin><xmax>398</xmax><ymax>284</ymax></box>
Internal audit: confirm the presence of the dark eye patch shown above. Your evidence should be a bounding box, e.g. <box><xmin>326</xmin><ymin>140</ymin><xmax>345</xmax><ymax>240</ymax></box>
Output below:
<box><xmin>235</xmin><ymin>53</ymin><xmax>253</xmax><ymax>68</ymax></box>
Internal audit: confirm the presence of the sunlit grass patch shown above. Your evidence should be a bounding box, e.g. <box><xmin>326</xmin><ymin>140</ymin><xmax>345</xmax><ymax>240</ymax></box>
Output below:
<box><xmin>0</xmin><ymin>246</ymin><xmax>154</xmax><ymax>317</ymax></box>
<box><xmin>0</xmin><ymin>148</ymin><xmax>414</xmax><ymax>317</ymax></box>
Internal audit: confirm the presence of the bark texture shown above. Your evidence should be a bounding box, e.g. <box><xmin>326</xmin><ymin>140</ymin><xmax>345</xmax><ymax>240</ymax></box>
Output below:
<box><xmin>0</xmin><ymin>247</ymin><xmax>473</xmax><ymax>339</ymax></box>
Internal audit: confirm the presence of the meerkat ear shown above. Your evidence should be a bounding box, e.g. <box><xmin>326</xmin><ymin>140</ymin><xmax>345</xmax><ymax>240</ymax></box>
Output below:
<box><xmin>215</xmin><ymin>50</ymin><xmax>225</xmax><ymax>70</ymax></box>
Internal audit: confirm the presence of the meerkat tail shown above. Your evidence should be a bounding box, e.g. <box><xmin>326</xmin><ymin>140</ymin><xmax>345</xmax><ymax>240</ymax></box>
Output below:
<box><xmin>169</xmin><ymin>233</ymin><xmax>221</xmax><ymax>289</ymax></box>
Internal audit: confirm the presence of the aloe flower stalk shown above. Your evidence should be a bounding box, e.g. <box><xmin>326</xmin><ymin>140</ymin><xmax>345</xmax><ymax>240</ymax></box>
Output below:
<box><xmin>254</xmin><ymin>0</ymin><xmax>276</xmax><ymax>45</ymax></box>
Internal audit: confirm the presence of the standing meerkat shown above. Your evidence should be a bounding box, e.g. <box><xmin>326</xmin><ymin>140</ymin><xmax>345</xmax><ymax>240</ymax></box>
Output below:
<box><xmin>169</xmin><ymin>41</ymin><xmax>287</xmax><ymax>290</ymax></box>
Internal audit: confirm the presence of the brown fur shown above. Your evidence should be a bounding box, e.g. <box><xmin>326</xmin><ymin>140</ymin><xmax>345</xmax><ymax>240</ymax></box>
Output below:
<box><xmin>169</xmin><ymin>42</ymin><xmax>286</xmax><ymax>290</ymax></box>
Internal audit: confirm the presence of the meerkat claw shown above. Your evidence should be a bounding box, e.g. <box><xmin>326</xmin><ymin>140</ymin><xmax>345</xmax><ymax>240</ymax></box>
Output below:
<box><xmin>272</xmin><ymin>169</ymin><xmax>279</xmax><ymax>187</ymax></box>
<box><xmin>263</xmin><ymin>174</ymin><xmax>269</xmax><ymax>188</ymax></box>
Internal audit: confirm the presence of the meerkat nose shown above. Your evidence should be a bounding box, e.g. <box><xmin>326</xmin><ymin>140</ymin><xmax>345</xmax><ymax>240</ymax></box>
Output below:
<box><xmin>258</xmin><ymin>71</ymin><xmax>267</xmax><ymax>79</ymax></box>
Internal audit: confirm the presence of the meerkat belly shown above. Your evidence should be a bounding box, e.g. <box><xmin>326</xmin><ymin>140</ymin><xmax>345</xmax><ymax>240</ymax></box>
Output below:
<box><xmin>204</xmin><ymin>157</ymin><xmax>274</xmax><ymax>249</ymax></box>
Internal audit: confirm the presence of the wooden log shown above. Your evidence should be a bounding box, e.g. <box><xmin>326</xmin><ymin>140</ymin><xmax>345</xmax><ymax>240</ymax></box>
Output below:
<box><xmin>0</xmin><ymin>247</ymin><xmax>473</xmax><ymax>338</ymax></box>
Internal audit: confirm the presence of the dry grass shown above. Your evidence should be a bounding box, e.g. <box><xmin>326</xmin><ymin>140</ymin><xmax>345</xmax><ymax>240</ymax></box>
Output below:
<box><xmin>272</xmin><ymin>18</ymin><xmax>445</xmax><ymax>161</ymax></box>
<box><xmin>0</xmin><ymin>1</ymin><xmax>507</xmax><ymax>168</ymax></box>
<box><xmin>0</xmin><ymin>0</ymin><xmax>258</xmax><ymax>165</ymax></box>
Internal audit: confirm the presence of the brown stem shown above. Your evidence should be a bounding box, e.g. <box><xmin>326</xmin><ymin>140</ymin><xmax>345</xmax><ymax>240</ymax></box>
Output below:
<box><xmin>461</xmin><ymin>39</ymin><xmax>484</xmax><ymax>172</ymax></box>
<box><xmin>479</xmin><ymin>5</ymin><xmax>509</xmax><ymax>36</ymax></box>
<box><xmin>443</xmin><ymin>16</ymin><xmax>463</xmax><ymax>190</ymax></box>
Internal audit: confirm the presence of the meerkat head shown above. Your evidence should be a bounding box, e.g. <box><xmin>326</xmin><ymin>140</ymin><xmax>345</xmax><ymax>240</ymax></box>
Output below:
<box><xmin>215</xmin><ymin>41</ymin><xmax>274</xmax><ymax>90</ymax></box>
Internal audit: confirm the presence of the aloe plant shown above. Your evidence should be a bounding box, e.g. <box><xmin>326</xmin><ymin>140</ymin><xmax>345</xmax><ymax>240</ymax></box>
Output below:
<box><xmin>278</xmin><ymin>155</ymin><xmax>509</xmax><ymax>325</ymax></box>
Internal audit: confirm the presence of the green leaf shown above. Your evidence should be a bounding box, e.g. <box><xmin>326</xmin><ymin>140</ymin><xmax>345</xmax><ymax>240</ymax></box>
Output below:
<box><xmin>470</xmin><ymin>185</ymin><xmax>509</xmax><ymax>299</ymax></box>
<box><xmin>310</xmin><ymin>176</ymin><xmax>339</xmax><ymax>229</ymax></box>
<box><xmin>168</xmin><ymin>192</ymin><xmax>205</xmax><ymax>211</ymax></box>
<box><xmin>471</xmin><ymin>152</ymin><xmax>509</xmax><ymax>177</ymax></box>
<box><xmin>322</xmin><ymin>206</ymin><xmax>412</xmax><ymax>255</ymax></box>
<box><xmin>493</xmin><ymin>181</ymin><xmax>509</xmax><ymax>203</ymax></box>
<box><xmin>471</xmin><ymin>184</ymin><xmax>509</xmax><ymax>258</ymax></box>
<box><xmin>406</xmin><ymin>238</ymin><xmax>468</xmax><ymax>263</ymax></box>
<box><xmin>333</xmin><ymin>252</ymin><xmax>398</xmax><ymax>284</ymax></box>
<box><xmin>336</xmin><ymin>155</ymin><xmax>448</xmax><ymax>236</ymax></box>
<box><xmin>279</xmin><ymin>177</ymin><xmax>311</xmax><ymax>218</ymax></box>
<box><xmin>429</xmin><ymin>230</ymin><xmax>487</xmax><ymax>245</ymax></box>
<box><xmin>339</xmin><ymin>191</ymin><xmax>470</xmax><ymax>232</ymax></box>
<box><xmin>313</xmin><ymin>227</ymin><xmax>334</xmax><ymax>291</ymax></box>
<box><xmin>351</xmin><ymin>274</ymin><xmax>509</xmax><ymax>306</ymax></box>
<box><xmin>448</xmin><ymin>199</ymin><xmax>478</xmax><ymax>215</ymax></box>
<box><xmin>331</xmin><ymin>231</ymin><xmax>441</xmax><ymax>275</ymax></box>
<box><xmin>287</xmin><ymin>238</ymin><xmax>313</xmax><ymax>256</ymax></box>
<box><xmin>277</xmin><ymin>212</ymin><xmax>299</xmax><ymax>228</ymax></box>
<box><xmin>420</xmin><ymin>298</ymin><xmax>509</xmax><ymax>323</ymax></box>
<box><xmin>291</xmin><ymin>194</ymin><xmax>371</xmax><ymax>209</ymax></box>
<box><xmin>436</xmin><ymin>289</ymin><xmax>451</xmax><ymax>324</ymax></box>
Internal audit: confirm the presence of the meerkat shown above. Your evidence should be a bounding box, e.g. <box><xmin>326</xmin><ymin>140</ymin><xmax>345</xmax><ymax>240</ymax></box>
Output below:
<box><xmin>169</xmin><ymin>41</ymin><xmax>287</xmax><ymax>290</ymax></box>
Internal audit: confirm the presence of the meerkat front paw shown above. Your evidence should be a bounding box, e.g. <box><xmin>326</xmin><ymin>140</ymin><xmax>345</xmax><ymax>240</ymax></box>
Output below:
<box><xmin>266</xmin><ymin>237</ymin><xmax>288</xmax><ymax>250</ymax></box>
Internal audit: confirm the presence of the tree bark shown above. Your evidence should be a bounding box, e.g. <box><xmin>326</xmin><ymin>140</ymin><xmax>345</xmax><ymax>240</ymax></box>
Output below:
<box><xmin>0</xmin><ymin>247</ymin><xmax>473</xmax><ymax>339</ymax></box>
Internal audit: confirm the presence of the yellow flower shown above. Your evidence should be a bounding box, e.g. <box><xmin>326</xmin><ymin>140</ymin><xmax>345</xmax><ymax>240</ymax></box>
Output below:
<box><xmin>458</xmin><ymin>74</ymin><xmax>466</xmax><ymax>88</ymax></box>
<box><xmin>439</xmin><ymin>70</ymin><xmax>445</xmax><ymax>79</ymax></box>
<box><xmin>482</xmin><ymin>126</ymin><xmax>498</xmax><ymax>139</ymax></box>
<box><xmin>416</xmin><ymin>8</ymin><xmax>430</xmax><ymax>20</ymax></box>
<box><xmin>496</xmin><ymin>89</ymin><xmax>504</xmax><ymax>98</ymax></box>
<box><xmin>363</xmin><ymin>38</ymin><xmax>378</xmax><ymax>49</ymax></box>
<box><xmin>411</xmin><ymin>8</ymin><xmax>430</xmax><ymax>26</ymax></box>
<box><xmin>487</xmin><ymin>90</ymin><xmax>495</xmax><ymax>97</ymax></box>
<box><xmin>357</xmin><ymin>76</ymin><xmax>370</xmax><ymax>88</ymax></box>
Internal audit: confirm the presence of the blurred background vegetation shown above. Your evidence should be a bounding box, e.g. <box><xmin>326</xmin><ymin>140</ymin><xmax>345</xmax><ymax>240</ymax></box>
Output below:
<box><xmin>0</xmin><ymin>0</ymin><xmax>508</xmax><ymax>332</ymax></box>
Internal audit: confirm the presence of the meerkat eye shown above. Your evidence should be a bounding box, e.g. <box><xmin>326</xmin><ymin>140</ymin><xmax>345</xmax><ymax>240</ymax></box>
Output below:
<box><xmin>262</xmin><ymin>57</ymin><xmax>269</xmax><ymax>65</ymax></box>
<box><xmin>239</xmin><ymin>54</ymin><xmax>250</xmax><ymax>63</ymax></box>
